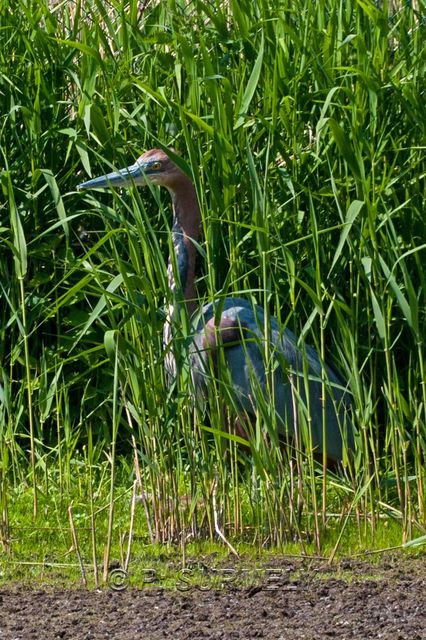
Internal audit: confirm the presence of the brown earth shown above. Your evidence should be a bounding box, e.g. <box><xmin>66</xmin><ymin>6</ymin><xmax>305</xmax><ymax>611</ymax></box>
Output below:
<box><xmin>0</xmin><ymin>555</ymin><xmax>425</xmax><ymax>639</ymax></box>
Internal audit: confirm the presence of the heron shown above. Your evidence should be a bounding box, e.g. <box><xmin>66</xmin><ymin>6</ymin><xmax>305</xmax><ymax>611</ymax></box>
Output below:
<box><xmin>78</xmin><ymin>148</ymin><xmax>354</xmax><ymax>464</ymax></box>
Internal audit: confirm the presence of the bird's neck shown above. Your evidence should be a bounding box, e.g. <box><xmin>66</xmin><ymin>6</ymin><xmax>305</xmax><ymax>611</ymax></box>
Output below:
<box><xmin>163</xmin><ymin>178</ymin><xmax>200</xmax><ymax>377</ymax></box>
<box><xmin>167</xmin><ymin>178</ymin><xmax>200</xmax><ymax>318</ymax></box>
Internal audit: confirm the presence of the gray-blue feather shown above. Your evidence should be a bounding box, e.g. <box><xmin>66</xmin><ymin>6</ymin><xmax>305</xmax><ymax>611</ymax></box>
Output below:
<box><xmin>191</xmin><ymin>297</ymin><xmax>354</xmax><ymax>462</ymax></box>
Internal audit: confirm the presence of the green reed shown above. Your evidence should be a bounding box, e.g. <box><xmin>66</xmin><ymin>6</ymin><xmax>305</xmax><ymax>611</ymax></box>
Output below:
<box><xmin>0</xmin><ymin>0</ymin><xmax>425</xmax><ymax>569</ymax></box>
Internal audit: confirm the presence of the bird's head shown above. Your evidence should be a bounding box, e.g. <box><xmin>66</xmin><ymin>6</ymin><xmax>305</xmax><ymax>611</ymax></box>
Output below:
<box><xmin>77</xmin><ymin>148</ymin><xmax>187</xmax><ymax>191</ymax></box>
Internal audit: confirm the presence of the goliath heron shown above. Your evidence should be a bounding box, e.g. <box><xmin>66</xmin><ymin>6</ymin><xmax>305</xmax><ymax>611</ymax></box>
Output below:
<box><xmin>78</xmin><ymin>148</ymin><xmax>354</xmax><ymax>464</ymax></box>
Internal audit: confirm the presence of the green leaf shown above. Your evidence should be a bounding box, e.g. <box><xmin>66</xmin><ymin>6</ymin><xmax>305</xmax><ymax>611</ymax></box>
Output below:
<box><xmin>402</xmin><ymin>535</ymin><xmax>426</xmax><ymax>549</ymax></box>
<box><xmin>370</xmin><ymin>289</ymin><xmax>386</xmax><ymax>341</ymax></box>
<box><xmin>328</xmin><ymin>118</ymin><xmax>361</xmax><ymax>179</ymax></box>
<box><xmin>54</xmin><ymin>37</ymin><xmax>102</xmax><ymax>60</ymax></box>
<box><xmin>2</xmin><ymin>173</ymin><xmax>27</xmax><ymax>279</ymax></box>
<box><xmin>329</xmin><ymin>200</ymin><xmax>364</xmax><ymax>275</ymax></box>
<box><xmin>234</xmin><ymin>34</ymin><xmax>264</xmax><ymax>130</ymax></box>
<box><xmin>42</xmin><ymin>170</ymin><xmax>69</xmax><ymax>238</ymax></box>
<box><xmin>71</xmin><ymin>274</ymin><xmax>124</xmax><ymax>350</ymax></box>
<box><xmin>379</xmin><ymin>255</ymin><xmax>414</xmax><ymax>332</ymax></box>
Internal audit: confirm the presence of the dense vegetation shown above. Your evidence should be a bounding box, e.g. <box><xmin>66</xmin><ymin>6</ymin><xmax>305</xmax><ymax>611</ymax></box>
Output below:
<box><xmin>0</xmin><ymin>0</ymin><xmax>425</xmax><ymax>578</ymax></box>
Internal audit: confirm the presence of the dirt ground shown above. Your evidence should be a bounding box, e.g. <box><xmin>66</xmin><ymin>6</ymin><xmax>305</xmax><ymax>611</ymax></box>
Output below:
<box><xmin>1</xmin><ymin>555</ymin><xmax>425</xmax><ymax>640</ymax></box>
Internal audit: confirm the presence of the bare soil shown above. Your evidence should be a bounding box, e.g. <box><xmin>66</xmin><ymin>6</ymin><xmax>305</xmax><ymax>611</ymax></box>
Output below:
<box><xmin>0</xmin><ymin>555</ymin><xmax>425</xmax><ymax>639</ymax></box>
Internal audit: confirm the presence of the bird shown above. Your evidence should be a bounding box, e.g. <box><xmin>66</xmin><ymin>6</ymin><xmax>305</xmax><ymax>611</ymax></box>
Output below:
<box><xmin>78</xmin><ymin>148</ymin><xmax>354</xmax><ymax>465</ymax></box>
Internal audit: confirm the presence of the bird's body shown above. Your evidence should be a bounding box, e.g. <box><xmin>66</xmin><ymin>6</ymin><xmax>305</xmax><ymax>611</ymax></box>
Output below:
<box><xmin>78</xmin><ymin>148</ymin><xmax>354</xmax><ymax>463</ymax></box>
<box><xmin>191</xmin><ymin>296</ymin><xmax>352</xmax><ymax>462</ymax></box>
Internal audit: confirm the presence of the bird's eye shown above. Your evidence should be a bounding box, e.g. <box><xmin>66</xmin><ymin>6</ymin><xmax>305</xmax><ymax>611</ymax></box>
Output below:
<box><xmin>150</xmin><ymin>161</ymin><xmax>162</xmax><ymax>171</ymax></box>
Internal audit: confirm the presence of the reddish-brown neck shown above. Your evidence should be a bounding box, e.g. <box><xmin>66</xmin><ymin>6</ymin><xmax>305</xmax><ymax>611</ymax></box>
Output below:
<box><xmin>168</xmin><ymin>176</ymin><xmax>200</xmax><ymax>317</ymax></box>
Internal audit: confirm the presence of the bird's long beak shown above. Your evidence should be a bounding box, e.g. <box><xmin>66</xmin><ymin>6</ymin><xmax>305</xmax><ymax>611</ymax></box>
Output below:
<box><xmin>77</xmin><ymin>161</ymin><xmax>146</xmax><ymax>190</ymax></box>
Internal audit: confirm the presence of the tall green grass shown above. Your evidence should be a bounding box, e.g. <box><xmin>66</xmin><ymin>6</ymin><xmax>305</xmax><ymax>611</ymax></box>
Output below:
<box><xmin>0</xmin><ymin>0</ymin><xmax>425</xmax><ymax>569</ymax></box>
